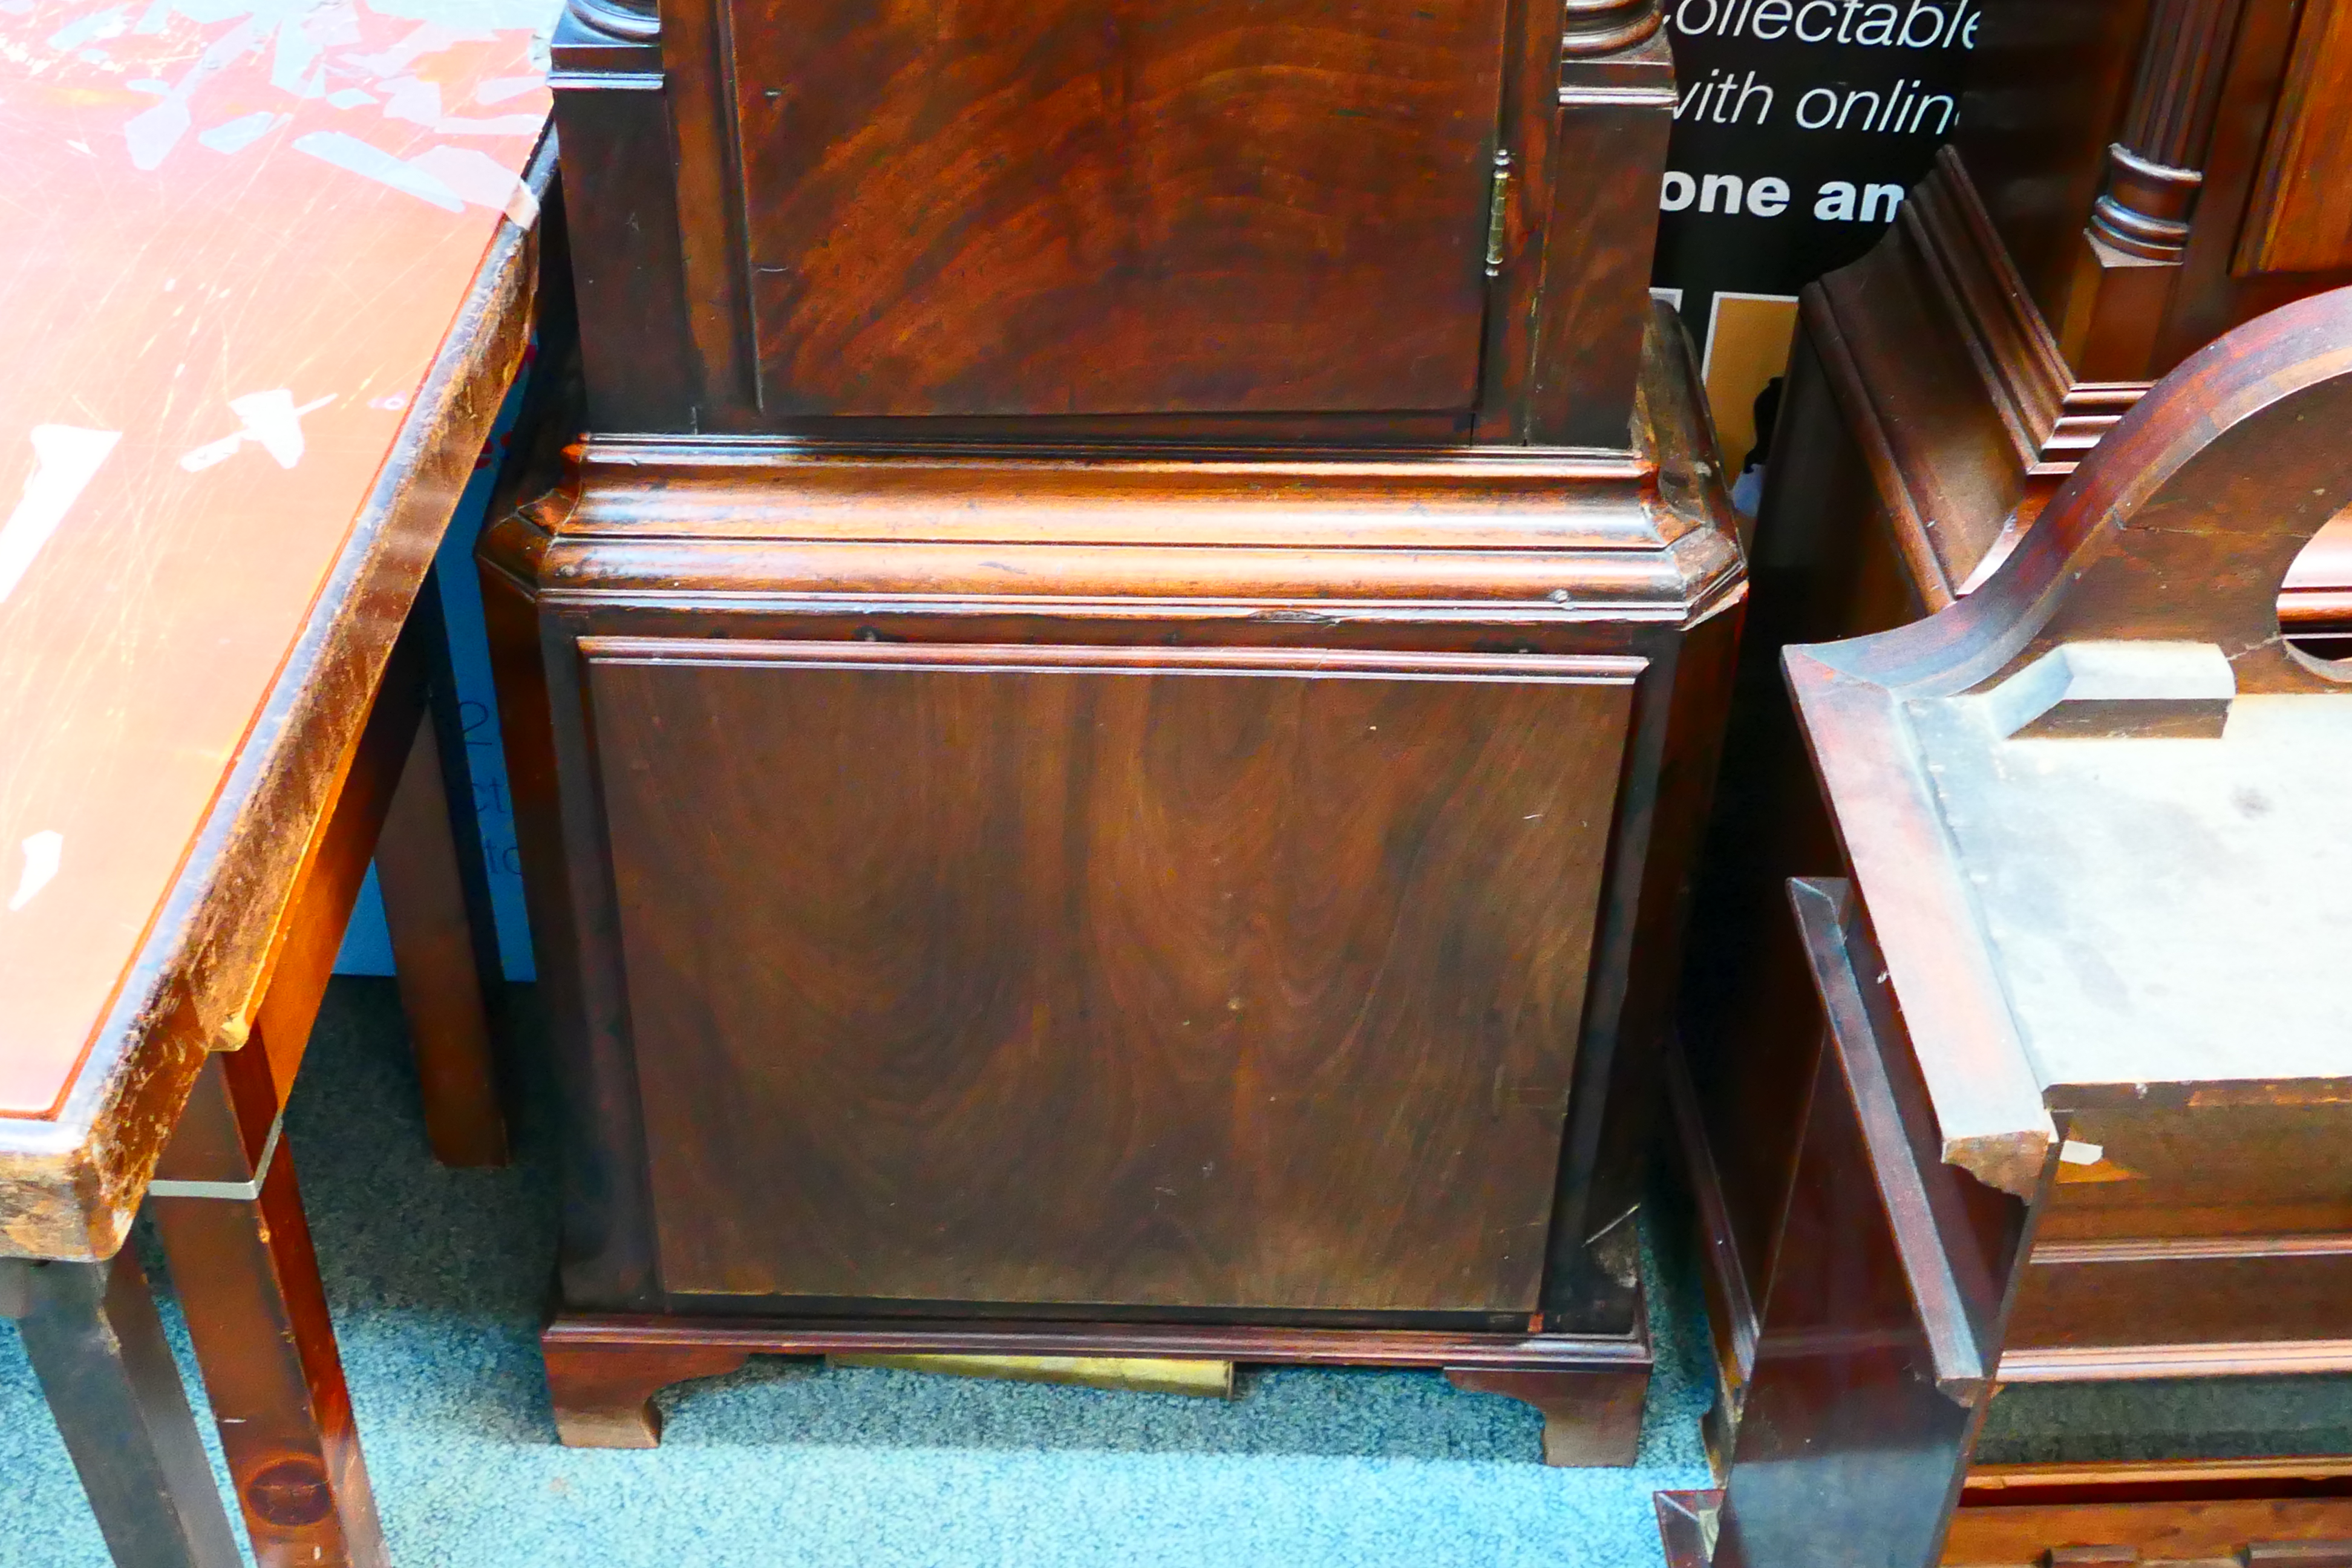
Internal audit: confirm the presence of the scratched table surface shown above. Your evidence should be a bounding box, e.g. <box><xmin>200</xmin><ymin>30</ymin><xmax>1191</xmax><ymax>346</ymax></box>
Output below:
<box><xmin>0</xmin><ymin>0</ymin><xmax>552</xmax><ymax>1119</ymax></box>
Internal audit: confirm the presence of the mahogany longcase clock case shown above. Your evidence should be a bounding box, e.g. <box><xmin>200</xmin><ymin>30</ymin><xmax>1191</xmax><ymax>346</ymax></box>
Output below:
<box><xmin>483</xmin><ymin>0</ymin><xmax>1746</xmax><ymax>1462</ymax></box>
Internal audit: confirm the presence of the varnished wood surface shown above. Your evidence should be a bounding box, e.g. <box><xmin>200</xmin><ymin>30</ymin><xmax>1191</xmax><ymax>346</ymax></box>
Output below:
<box><xmin>2008</xmin><ymin>1248</ymin><xmax>2352</xmax><ymax>1355</ymax></box>
<box><xmin>2035</xmin><ymin>1103</ymin><xmax>2352</xmax><ymax>1242</ymax></box>
<box><xmin>1671</xmin><ymin>34</ymin><xmax>2352</xmax><ymax>1423</ymax></box>
<box><xmin>5</xmin><ymin>1252</ymin><xmax>244</xmax><ymax>1568</ymax></box>
<box><xmin>1955</xmin><ymin>0</ymin><xmax>2151</xmax><ymax>325</ymax></box>
<box><xmin>132</xmin><ymin>593</ymin><xmax>511</xmax><ymax>1566</ymax></box>
<box><xmin>481</xmin><ymin>302</ymin><xmax>1743</xmax><ymax>1417</ymax></box>
<box><xmin>1708</xmin><ymin>879</ymin><xmax>2032</xmax><ymax>1568</ymax></box>
<box><xmin>1686</xmin><ymin>294</ymin><xmax>2352</xmax><ymax>1568</ymax></box>
<box><xmin>1663</xmin><ymin>1477</ymin><xmax>2352</xmax><ymax>1568</ymax></box>
<box><xmin>379</xmin><ymin>717</ymin><xmax>508</xmax><ymax>1169</ymax></box>
<box><xmin>1960</xmin><ymin>0</ymin><xmax>2352</xmax><ymax>385</ymax></box>
<box><xmin>151</xmin><ymin>1053</ymin><xmax>385</xmax><ymax>1568</ymax></box>
<box><xmin>1444</xmin><ymin>1365</ymin><xmax>1648</xmax><ymax>1466</ymax></box>
<box><xmin>0</xmin><ymin>4</ymin><xmax>550</xmax><ymax>1256</ymax></box>
<box><xmin>560</xmin><ymin>0</ymin><xmax>1673</xmax><ymax>442</ymax></box>
<box><xmin>1778</xmin><ymin>289</ymin><xmax>2352</xmax><ymax>1197</ymax></box>
<box><xmin>2238</xmin><ymin>0</ymin><xmax>2352</xmax><ymax>276</ymax></box>
<box><xmin>728</xmin><ymin>0</ymin><xmax>1508</xmax><ymax>419</ymax></box>
<box><xmin>595</xmin><ymin>640</ymin><xmax>1636</xmax><ymax>1313</ymax></box>
<box><xmin>1953</xmin><ymin>1457</ymin><xmax>2352</xmax><ymax>1565</ymax></box>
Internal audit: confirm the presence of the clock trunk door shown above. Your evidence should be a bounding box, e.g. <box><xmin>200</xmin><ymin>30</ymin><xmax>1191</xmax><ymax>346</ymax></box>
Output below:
<box><xmin>726</xmin><ymin>0</ymin><xmax>1512</xmax><ymax>418</ymax></box>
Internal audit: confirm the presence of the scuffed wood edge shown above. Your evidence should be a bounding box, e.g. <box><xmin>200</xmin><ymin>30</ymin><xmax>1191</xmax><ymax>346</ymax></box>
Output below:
<box><xmin>1635</xmin><ymin>298</ymin><xmax>1751</xmax><ymax>632</ymax></box>
<box><xmin>0</xmin><ymin>130</ymin><xmax>556</xmax><ymax>1262</ymax></box>
<box><xmin>1783</xmin><ymin>647</ymin><xmax>2056</xmax><ymax>1201</ymax></box>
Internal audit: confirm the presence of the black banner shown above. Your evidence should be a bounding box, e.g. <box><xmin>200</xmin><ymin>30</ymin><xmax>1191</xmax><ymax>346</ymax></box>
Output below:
<box><xmin>1652</xmin><ymin>0</ymin><xmax>1973</xmax><ymax>488</ymax></box>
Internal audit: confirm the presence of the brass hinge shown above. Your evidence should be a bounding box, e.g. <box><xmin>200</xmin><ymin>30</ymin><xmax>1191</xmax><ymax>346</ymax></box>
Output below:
<box><xmin>1485</xmin><ymin>149</ymin><xmax>1512</xmax><ymax>278</ymax></box>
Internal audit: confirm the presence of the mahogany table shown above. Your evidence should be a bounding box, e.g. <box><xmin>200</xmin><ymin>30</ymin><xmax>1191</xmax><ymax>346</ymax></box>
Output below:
<box><xmin>0</xmin><ymin>8</ymin><xmax>554</xmax><ymax>1564</ymax></box>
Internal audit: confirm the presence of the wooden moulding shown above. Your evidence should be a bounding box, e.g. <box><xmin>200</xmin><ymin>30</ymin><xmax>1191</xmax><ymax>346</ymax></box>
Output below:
<box><xmin>1810</xmin><ymin>140</ymin><xmax>2352</xmax><ymax>619</ymax></box>
<box><xmin>542</xmin><ymin>1312</ymin><xmax>1652</xmax><ymax>1464</ymax></box>
<box><xmin>484</xmin><ymin>306</ymin><xmax>1745</xmax><ymax>626</ymax></box>
<box><xmin>1708</xmin><ymin>287</ymin><xmax>2352</xmax><ymax>1565</ymax></box>
<box><xmin>0</xmin><ymin>136</ymin><xmax>553</xmax><ymax>1265</ymax></box>
<box><xmin>1805</xmin><ymin>149</ymin><xmax>2110</xmax><ymax>614</ymax></box>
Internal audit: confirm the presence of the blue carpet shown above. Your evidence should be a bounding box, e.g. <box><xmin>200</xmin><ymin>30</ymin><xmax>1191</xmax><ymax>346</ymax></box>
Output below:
<box><xmin>1</xmin><ymin>979</ymin><xmax>1717</xmax><ymax>1567</ymax></box>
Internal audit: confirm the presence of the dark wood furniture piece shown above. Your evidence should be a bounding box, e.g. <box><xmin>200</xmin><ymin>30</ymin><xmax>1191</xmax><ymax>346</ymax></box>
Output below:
<box><xmin>1662</xmin><ymin>1466</ymin><xmax>2352</xmax><ymax>1568</ymax></box>
<box><xmin>0</xmin><ymin>57</ymin><xmax>552</xmax><ymax>1565</ymax></box>
<box><xmin>1661</xmin><ymin>287</ymin><xmax>2352</xmax><ymax>1568</ymax></box>
<box><xmin>1676</xmin><ymin>0</ymin><xmax>2352</xmax><ymax>1488</ymax></box>
<box><xmin>491</xmin><ymin>0</ymin><xmax>1745</xmax><ymax>1465</ymax></box>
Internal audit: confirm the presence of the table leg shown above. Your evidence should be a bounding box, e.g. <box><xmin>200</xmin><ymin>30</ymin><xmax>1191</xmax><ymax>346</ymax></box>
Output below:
<box><xmin>4</xmin><ymin>1251</ymin><xmax>244</xmax><ymax>1568</ymax></box>
<box><xmin>379</xmin><ymin>705</ymin><xmax>509</xmax><ymax>1168</ymax></box>
<box><xmin>148</xmin><ymin>1051</ymin><xmax>390</xmax><ymax>1568</ymax></box>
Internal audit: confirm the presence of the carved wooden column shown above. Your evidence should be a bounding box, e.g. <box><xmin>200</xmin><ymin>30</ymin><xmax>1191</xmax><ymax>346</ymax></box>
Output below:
<box><xmin>2059</xmin><ymin>0</ymin><xmax>2247</xmax><ymax>379</ymax></box>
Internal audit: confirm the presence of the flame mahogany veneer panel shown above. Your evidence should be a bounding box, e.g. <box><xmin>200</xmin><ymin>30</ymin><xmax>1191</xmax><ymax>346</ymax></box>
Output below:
<box><xmin>725</xmin><ymin>0</ymin><xmax>1511</xmax><ymax>417</ymax></box>
<box><xmin>588</xmin><ymin>642</ymin><xmax>1637</xmax><ymax>1314</ymax></box>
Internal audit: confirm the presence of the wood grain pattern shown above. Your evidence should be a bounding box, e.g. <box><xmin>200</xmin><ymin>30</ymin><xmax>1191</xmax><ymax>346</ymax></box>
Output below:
<box><xmin>1945</xmin><ymin>1496</ymin><xmax>2352</xmax><ymax>1568</ymax></box>
<box><xmin>484</xmin><ymin>279</ymin><xmax>1737</xmax><ymax>1450</ymax></box>
<box><xmin>2238</xmin><ymin>0</ymin><xmax>2352</xmax><ymax>275</ymax></box>
<box><xmin>2034</xmin><ymin>1103</ymin><xmax>2352</xmax><ymax>1242</ymax></box>
<box><xmin>589</xmin><ymin>641</ymin><xmax>1637</xmax><ymax>1313</ymax></box>
<box><xmin>1780</xmin><ymin>290</ymin><xmax>2352</xmax><ymax>1207</ymax></box>
<box><xmin>1693</xmin><ymin>291</ymin><xmax>2352</xmax><ymax>1568</ymax></box>
<box><xmin>1710</xmin><ymin>879</ymin><xmax>2036</xmax><ymax>1568</ymax></box>
<box><xmin>481</xmin><ymin>475</ymin><xmax>1737</xmax><ymax>1331</ymax></box>
<box><xmin>1525</xmin><ymin>36</ymin><xmax>1676</xmax><ymax>446</ymax></box>
<box><xmin>2007</xmin><ymin>1249</ymin><xmax>2352</xmax><ymax>1355</ymax></box>
<box><xmin>1959</xmin><ymin>0</ymin><xmax>2352</xmax><ymax>379</ymax></box>
<box><xmin>1676</xmin><ymin>28</ymin><xmax>2352</xmax><ymax>1430</ymax></box>
<box><xmin>729</xmin><ymin>0</ymin><xmax>1509</xmax><ymax>418</ymax></box>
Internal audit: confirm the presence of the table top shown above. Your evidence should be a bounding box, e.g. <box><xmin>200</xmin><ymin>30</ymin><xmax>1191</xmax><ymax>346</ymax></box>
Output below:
<box><xmin>0</xmin><ymin>3</ymin><xmax>550</xmax><ymax>1137</ymax></box>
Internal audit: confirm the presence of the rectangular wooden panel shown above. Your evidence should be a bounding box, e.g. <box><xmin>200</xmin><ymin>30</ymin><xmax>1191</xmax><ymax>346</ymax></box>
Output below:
<box><xmin>587</xmin><ymin>640</ymin><xmax>1640</xmax><ymax>1314</ymax></box>
<box><xmin>2007</xmin><ymin>1250</ymin><xmax>2352</xmax><ymax>1354</ymax></box>
<box><xmin>726</xmin><ymin>0</ymin><xmax>1509</xmax><ymax>417</ymax></box>
<box><xmin>2236</xmin><ymin>0</ymin><xmax>2352</xmax><ymax>276</ymax></box>
<box><xmin>2037</xmin><ymin>1103</ymin><xmax>2352</xmax><ymax>1243</ymax></box>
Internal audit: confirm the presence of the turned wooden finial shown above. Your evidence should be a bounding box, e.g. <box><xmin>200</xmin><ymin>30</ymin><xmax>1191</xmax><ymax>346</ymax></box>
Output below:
<box><xmin>564</xmin><ymin>0</ymin><xmax>659</xmax><ymax>43</ymax></box>
<box><xmin>1561</xmin><ymin>0</ymin><xmax>1662</xmax><ymax>56</ymax></box>
<box><xmin>2085</xmin><ymin>0</ymin><xmax>2247</xmax><ymax>261</ymax></box>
